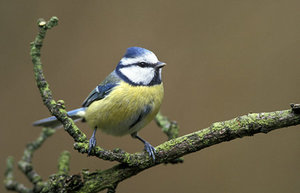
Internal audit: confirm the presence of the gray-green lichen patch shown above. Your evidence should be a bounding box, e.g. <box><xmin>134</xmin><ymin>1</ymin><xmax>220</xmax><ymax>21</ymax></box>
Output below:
<box><xmin>58</xmin><ymin>151</ymin><xmax>70</xmax><ymax>175</ymax></box>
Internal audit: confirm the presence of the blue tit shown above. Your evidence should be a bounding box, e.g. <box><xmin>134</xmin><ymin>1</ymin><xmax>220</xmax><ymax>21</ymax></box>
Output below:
<box><xmin>33</xmin><ymin>47</ymin><xmax>166</xmax><ymax>160</ymax></box>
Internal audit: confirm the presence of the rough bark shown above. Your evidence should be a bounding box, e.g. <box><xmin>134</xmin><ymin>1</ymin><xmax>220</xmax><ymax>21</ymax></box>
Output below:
<box><xmin>4</xmin><ymin>16</ymin><xmax>300</xmax><ymax>193</ymax></box>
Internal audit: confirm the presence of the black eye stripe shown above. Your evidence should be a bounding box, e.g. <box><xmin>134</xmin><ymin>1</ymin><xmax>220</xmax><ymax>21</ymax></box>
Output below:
<box><xmin>116</xmin><ymin>62</ymin><xmax>162</xmax><ymax>86</ymax></box>
<box><xmin>119</xmin><ymin>62</ymin><xmax>155</xmax><ymax>68</ymax></box>
<box><xmin>138</xmin><ymin>62</ymin><xmax>148</xmax><ymax>67</ymax></box>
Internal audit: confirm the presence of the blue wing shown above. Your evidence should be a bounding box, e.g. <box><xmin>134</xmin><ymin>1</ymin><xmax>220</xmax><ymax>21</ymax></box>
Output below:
<box><xmin>82</xmin><ymin>71</ymin><xmax>121</xmax><ymax>107</ymax></box>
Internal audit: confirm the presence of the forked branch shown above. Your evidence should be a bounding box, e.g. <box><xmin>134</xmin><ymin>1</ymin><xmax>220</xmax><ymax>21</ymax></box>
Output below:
<box><xmin>4</xmin><ymin>16</ymin><xmax>300</xmax><ymax>193</ymax></box>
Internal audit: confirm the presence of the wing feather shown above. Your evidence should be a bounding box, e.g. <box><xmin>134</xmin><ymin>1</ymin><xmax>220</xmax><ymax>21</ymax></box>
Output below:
<box><xmin>82</xmin><ymin>71</ymin><xmax>121</xmax><ymax>107</ymax></box>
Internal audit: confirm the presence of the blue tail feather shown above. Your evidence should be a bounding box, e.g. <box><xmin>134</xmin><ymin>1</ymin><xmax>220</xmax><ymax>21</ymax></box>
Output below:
<box><xmin>33</xmin><ymin>107</ymin><xmax>86</xmax><ymax>128</ymax></box>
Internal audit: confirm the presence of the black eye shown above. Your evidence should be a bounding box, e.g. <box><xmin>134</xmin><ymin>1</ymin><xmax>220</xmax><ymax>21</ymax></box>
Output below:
<box><xmin>139</xmin><ymin>62</ymin><xmax>147</xmax><ymax>67</ymax></box>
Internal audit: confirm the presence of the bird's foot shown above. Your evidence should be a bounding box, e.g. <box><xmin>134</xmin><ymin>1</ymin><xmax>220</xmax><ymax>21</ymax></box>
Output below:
<box><xmin>88</xmin><ymin>135</ymin><xmax>97</xmax><ymax>156</ymax></box>
<box><xmin>144</xmin><ymin>141</ymin><xmax>156</xmax><ymax>161</ymax></box>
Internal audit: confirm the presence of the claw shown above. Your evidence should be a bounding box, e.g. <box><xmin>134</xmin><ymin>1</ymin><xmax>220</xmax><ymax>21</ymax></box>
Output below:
<box><xmin>131</xmin><ymin>132</ymin><xmax>156</xmax><ymax>161</ymax></box>
<box><xmin>144</xmin><ymin>141</ymin><xmax>156</xmax><ymax>161</ymax></box>
<box><xmin>88</xmin><ymin>128</ymin><xmax>97</xmax><ymax>156</ymax></box>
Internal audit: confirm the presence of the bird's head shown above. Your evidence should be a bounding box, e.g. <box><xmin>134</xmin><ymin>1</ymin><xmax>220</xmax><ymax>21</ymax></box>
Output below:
<box><xmin>116</xmin><ymin>47</ymin><xmax>166</xmax><ymax>86</ymax></box>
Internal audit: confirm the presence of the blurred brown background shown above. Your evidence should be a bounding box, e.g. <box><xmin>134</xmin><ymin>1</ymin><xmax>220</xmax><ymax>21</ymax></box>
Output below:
<box><xmin>1</xmin><ymin>1</ymin><xmax>300</xmax><ymax>192</ymax></box>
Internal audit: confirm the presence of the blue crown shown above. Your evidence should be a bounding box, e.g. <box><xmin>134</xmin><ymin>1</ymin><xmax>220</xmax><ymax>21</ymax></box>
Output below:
<box><xmin>123</xmin><ymin>47</ymin><xmax>153</xmax><ymax>58</ymax></box>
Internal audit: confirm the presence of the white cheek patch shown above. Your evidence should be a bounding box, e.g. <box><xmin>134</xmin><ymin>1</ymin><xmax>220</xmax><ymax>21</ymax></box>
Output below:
<box><xmin>120</xmin><ymin>53</ymin><xmax>158</xmax><ymax>65</ymax></box>
<box><xmin>120</xmin><ymin>66</ymin><xmax>155</xmax><ymax>85</ymax></box>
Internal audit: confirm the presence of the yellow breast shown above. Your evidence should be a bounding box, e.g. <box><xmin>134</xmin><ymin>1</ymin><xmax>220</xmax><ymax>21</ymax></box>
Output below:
<box><xmin>84</xmin><ymin>81</ymin><xmax>164</xmax><ymax>136</ymax></box>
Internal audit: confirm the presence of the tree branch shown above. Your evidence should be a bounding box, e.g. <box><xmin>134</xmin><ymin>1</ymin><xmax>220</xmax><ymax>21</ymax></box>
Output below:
<box><xmin>57</xmin><ymin>151</ymin><xmax>71</xmax><ymax>175</ymax></box>
<box><xmin>4</xmin><ymin>16</ymin><xmax>300</xmax><ymax>193</ymax></box>
<box><xmin>4</xmin><ymin>128</ymin><xmax>56</xmax><ymax>193</ymax></box>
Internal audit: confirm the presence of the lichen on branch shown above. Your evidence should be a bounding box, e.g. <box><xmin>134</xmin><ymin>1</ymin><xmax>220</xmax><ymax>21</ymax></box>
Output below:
<box><xmin>4</xmin><ymin>16</ymin><xmax>300</xmax><ymax>193</ymax></box>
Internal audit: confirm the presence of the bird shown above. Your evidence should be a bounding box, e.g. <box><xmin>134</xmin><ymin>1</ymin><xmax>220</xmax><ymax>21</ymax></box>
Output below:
<box><xmin>33</xmin><ymin>47</ymin><xmax>166</xmax><ymax>160</ymax></box>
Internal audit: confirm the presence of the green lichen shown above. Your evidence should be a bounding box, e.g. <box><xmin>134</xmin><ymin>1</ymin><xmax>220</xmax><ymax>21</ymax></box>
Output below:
<box><xmin>32</xmin><ymin>175</ymin><xmax>42</xmax><ymax>185</ymax></box>
<box><xmin>155</xmin><ymin>112</ymin><xmax>179</xmax><ymax>140</ymax></box>
<box><xmin>4</xmin><ymin>156</ymin><xmax>14</xmax><ymax>182</ymax></box>
<box><xmin>42</xmin><ymin>127</ymin><xmax>56</xmax><ymax>137</ymax></box>
<box><xmin>7</xmin><ymin>15</ymin><xmax>298</xmax><ymax>193</ymax></box>
<box><xmin>58</xmin><ymin>151</ymin><xmax>70</xmax><ymax>175</ymax></box>
<box><xmin>121</xmin><ymin>153</ymin><xmax>132</xmax><ymax>164</ymax></box>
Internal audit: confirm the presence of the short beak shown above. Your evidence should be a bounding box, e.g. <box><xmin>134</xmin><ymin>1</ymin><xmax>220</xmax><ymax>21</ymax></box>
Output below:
<box><xmin>156</xmin><ymin>61</ymin><xmax>166</xmax><ymax>69</ymax></box>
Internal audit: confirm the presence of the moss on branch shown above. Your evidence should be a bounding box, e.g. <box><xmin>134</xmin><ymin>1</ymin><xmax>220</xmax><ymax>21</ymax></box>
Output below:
<box><xmin>4</xmin><ymin>16</ymin><xmax>300</xmax><ymax>193</ymax></box>
<box><xmin>30</xmin><ymin>17</ymin><xmax>86</xmax><ymax>144</ymax></box>
<box><xmin>4</xmin><ymin>128</ymin><xmax>56</xmax><ymax>193</ymax></box>
<box><xmin>57</xmin><ymin>151</ymin><xmax>70</xmax><ymax>175</ymax></box>
<box><xmin>4</xmin><ymin>157</ymin><xmax>31</xmax><ymax>193</ymax></box>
